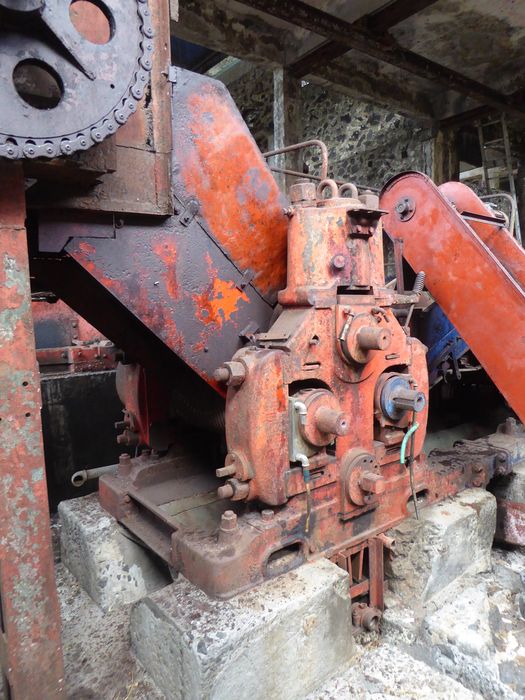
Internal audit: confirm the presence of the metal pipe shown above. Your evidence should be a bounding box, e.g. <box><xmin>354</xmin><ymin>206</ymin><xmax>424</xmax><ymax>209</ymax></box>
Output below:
<box><xmin>263</xmin><ymin>139</ymin><xmax>329</xmax><ymax>180</ymax></box>
<box><xmin>267</xmin><ymin>165</ymin><xmax>380</xmax><ymax>193</ymax></box>
<box><xmin>71</xmin><ymin>464</ymin><xmax>118</xmax><ymax>487</ymax></box>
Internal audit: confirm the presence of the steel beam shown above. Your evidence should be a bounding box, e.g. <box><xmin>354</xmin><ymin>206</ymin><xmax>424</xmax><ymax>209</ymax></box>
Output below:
<box><xmin>290</xmin><ymin>0</ymin><xmax>441</xmax><ymax>77</ymax></box>
<box><xmin>241</xmin><ymin>0</ymin><xmax>525</xmax><ymax>118</ymax></box>
<box><xmin>0</xmin><ymin>164</ymin><xmax>65</xmax><ymax>698</ymax></box>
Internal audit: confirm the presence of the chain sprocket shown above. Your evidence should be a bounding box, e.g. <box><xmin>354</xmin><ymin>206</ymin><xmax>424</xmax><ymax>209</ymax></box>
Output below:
<box><xmin>0</xmin><ymin>0</ymin><xmax>153</xmax><ymax>160</ymax></box>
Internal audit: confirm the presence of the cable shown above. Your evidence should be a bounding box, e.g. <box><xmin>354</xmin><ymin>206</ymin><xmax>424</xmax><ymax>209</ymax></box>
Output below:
<box><xmin>400</xmin><ymin>420</ymin><xmax>420</xmax><ymax>519</ymax></box>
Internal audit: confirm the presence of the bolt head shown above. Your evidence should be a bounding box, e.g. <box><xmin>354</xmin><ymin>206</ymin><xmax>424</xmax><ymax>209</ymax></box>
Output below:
<box><xmin>261</xmin><ymin>509</ymin><xmax>274</xmax><ymax>522</ymax></box>
<box><xmin>331</xmin><ymin>254</ymin><xmax>346</xmax><ymax>270</ymax></box>
<box><xmin>221</xmin><ymin>510</ymin><xmax>238</xmax><ymax>531</ymax></box>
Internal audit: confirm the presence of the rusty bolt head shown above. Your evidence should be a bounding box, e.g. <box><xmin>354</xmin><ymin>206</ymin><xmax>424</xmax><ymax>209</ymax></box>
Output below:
<box><xmin>220</xmin><ymin>510</ymin><xmax>238</xmax><ymax>532</ymax></box>
<box><xmin>261</xmin><ymin>509</ymin><xmax>274</xmax><ymax>522</ymax></box>
<box><xmin>289</xmin><ymin>180</ymin><xmax>316</xmax><ymax>205</ymax></box>
<box><xmin>331</xmin><ymin>254</ymin><xmax>346</xmax><ymax>271</ymax></box>
<box><xmin>359</xmin><ymin>472</ymin><xmax>386</xmax><ymax>495</ymax></box>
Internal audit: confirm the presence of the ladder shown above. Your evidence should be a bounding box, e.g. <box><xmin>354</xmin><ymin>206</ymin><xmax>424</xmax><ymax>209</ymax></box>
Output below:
<box><xmin>477</xmin><ymin>114</ymin><xmax>521</xmax><ymax>243</ymax></box>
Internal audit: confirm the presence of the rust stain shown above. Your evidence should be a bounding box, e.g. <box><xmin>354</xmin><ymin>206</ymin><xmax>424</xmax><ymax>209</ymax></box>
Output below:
<box><xmin>75</xmin><ymin>242</ymin><xmax>126</xmax><ymax>296</ymax></box>
<box><xmin>153</xmin><ymin>240</ymin><xmax>179</xmax><ymax>300</ymax></box>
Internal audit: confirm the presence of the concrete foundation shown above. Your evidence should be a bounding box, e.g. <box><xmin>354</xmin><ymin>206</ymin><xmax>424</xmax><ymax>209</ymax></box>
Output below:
<box><xmin>381</xmin><ymin>490</ymin><xmax>525</xmax><ymax>699</ymax></box>
<box><xmin>490</xmin><ymin>463</ymin><xmax>525</xmax><ymax>545</ymax></box>
<box><xmin>385</xmin><ymin>488</ymin><xmax>496</xmax><ymax>606</ymax></box>
<box><xmin>130</xmin><ymin>558</ymin><xmax>354</xmax><ymax>700</ymax></box>
<box><xmin>59</xmin><ymin>493</ymin><xmax>171</xmax><ymax>610</ymax></box>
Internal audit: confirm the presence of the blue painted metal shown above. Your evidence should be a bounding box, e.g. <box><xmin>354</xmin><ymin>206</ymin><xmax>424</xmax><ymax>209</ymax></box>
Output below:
<box><xmin>420</xmin><ymin>304</ymin><xmax>469</xmax><ymax>386</ymax></box>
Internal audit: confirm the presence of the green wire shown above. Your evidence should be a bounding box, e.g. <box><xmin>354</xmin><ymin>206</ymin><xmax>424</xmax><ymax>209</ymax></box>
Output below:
<box><xmin>400</xmin><ymin>421</ymin><xmax>419</xmax><ymax>465</ymax></box>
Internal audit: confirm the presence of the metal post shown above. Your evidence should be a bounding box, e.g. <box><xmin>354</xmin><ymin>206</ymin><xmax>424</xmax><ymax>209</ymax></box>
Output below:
<box><xmin>0</xmin><ymin>164</ymin><xmax>65</xmax><ymax>699</ymax></box>
<box><xmin>272</xmin><ymin>67</ymin><xmax>302</xmax><ymax>191</ymax></box>
<box><xmin>501</xmin><ymin>114</ymin><xmax>522</xmax><ymax>243</ymax></box>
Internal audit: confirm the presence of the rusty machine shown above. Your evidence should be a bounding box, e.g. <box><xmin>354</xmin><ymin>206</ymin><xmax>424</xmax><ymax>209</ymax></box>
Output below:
<box><xmin>2</xmin><ymin>2</ymin><xmax>525</xmax><ymax>697</ymax></box>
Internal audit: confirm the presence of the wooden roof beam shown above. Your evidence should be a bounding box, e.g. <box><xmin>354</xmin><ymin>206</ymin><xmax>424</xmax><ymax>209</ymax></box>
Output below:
<box><xmin>290</xmin><ymin>0</ymin><xmax>441</xmax><ymax>78</ymax></box>
<box><xmin>240</xmin><ymin>0</ymin><xmax>525</xmax><ymax>118</ymax></box>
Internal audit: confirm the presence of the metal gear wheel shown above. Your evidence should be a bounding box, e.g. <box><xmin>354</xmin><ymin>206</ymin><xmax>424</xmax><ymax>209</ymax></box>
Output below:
<box><xmin>0</xmin><ymin>0</ymin><xmax>153</xmax><ymax>159</ymax></box>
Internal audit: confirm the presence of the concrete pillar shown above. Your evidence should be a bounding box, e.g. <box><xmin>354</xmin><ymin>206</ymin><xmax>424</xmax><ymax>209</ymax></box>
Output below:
<box><xmin>272</xmin><ymin>67</ymin><xmax>302</xmax><ymax>190</ymax></box>
<box><xmin>431</xmin><ymin>127</ymin><xmax>460</xmax><ymax>185</ymax></box>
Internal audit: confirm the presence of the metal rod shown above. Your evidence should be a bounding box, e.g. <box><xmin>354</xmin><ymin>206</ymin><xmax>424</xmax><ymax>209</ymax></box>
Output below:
<box><xmin>263</xmin><ymin>139</ymin><xmax>329</xmax><ymax>180</ymax></box>
<box><xmin>267</xmin><ymin>166</ymin><xmax>380</xmax><ymax>193</ymax></box>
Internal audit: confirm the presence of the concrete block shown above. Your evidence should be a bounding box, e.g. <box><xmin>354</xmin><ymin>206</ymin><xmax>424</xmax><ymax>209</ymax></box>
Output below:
<box><xmin>386</xmin><ymin>489</ymin><xmax>496</xmax><ymax>603</ymax></box>
<box><xmin>490</xmin><ymin>463</ymin><xmax>525</xmax><ymax>545</ymax></box>
<box><xmin>59</xmin><ymin>493</ymin><xmax>171</xmax><ymax>610</ymax></box>
<box><xmin>422</xmin><ymin>584</ymin><xmax>494</xmax><ymax>660</ymax></box>
<box><xmin>130</xmin><ymin>558</ymin><xmax>354</xmax><ymax>700</ymax></box>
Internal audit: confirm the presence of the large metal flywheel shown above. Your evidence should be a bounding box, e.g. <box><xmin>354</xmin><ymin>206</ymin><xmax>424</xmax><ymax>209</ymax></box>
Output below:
<box><xmin>0</xmin><ymin>0</ymin><xmax>153</xmax><ymax>159</ymax></box>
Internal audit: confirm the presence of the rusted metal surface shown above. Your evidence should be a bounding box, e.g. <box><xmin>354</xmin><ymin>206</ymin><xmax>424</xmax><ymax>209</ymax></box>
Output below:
<box><xmin>26</xmin><ymin>0</ymin><xmax>172</xmax><ymax>216</ymax></box>
<box><xmin>32</xmin><ymin>298</ymin><xmax>105</xmax><ymax>348</ymax></box>
<box><xmin>32</xmin><ymin>298</ymin><xmax>117</xmax><ymax>373</ymax></box>
<box><xmin>381</xmin><ymin>172</ymin><xmax>525</xmax><ymax>424</ymax></box>
<box><xmin>439</xmin><ymin>181</ymin><xmax>525</xmax><ymax>291</ymax></box>
<box><xmin>35</xmin><ymin>71</ymin><xmax>286</xmax><ymax>398</ymax></box>
<box><xmin>0</xmin><ymin>164</ymin><xmax>65</xmax><ymax>698</ymax></box>
<box><xmin>172</xmin><ymin>68</ymin><xmax>289</xmax><ymax>302</ymax></box>
<box><xmin>98</xmin><ymin>171</ymin><xmax>521</xmax><ymax>601</ymax></box>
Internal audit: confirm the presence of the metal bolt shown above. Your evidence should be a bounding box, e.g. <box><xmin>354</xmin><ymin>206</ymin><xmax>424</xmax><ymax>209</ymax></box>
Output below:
<box><xmin>261</xmin><ymin>509</ymin><xmax>274</xmax><ymax>522</ymax></box>
<box><xmin>220</xmin><ymin>510</ymin><xmax>238</xmax><ymax>532</ymax></box>
<box><xmin>216</xmin><ymin>463</ymin><xmax>236</xmax><ymax>478</ymax></box>
<box><xmin>331</xmin><ymin>254</ymin><xmax>346</xmax><ymax>270</ymax></box>
<box><xmin>214</xmin><ymin>366</ymin><xmax>230</xmax><ymax>383</ymax></box>
<box><xmin>359</xmin><ymin>472</ymin><xmax>386</xmax><ymax>495</ymax></box>
<box><xmin>217</xmin><ymin>483</ymin><xmax>234</xmax><ymax>499</ymax></box>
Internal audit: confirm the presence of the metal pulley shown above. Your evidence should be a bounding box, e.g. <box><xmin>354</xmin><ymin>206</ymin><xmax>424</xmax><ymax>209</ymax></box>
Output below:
<box><xmin>0</xmin><ymin>0</ymin><xmax>153</xmax><ymax>159</ymax></box>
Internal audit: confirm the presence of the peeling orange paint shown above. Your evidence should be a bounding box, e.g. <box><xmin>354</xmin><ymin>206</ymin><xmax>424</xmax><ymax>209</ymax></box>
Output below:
<box><xmin>193</xmin><ymin>254</ymin><xmax>248</xmax><ymax>328</ymax></box>
<box><xmin>179</xmin><ymin>84</ymin><xmax>288</xmax><ymax>299</ymax></box>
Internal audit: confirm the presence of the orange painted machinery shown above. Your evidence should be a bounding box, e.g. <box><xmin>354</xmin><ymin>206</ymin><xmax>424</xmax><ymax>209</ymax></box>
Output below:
<box><xmin>33</xmin><ymin>71</ymin><xmax>525</xmax><ymax>618</ymax></box>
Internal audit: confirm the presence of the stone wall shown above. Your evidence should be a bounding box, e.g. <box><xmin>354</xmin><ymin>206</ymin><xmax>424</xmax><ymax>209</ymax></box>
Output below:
<box><xmin>228</xmin><ymin>66</ymin><xmax>433</xmax><ymax>190</ymax></box>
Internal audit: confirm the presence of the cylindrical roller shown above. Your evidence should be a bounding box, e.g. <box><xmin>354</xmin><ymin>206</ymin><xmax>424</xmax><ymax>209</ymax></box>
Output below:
<box><xmin>356</xmin><ymin>325</ymin><xmax>391</xmax><ymax>351</ymax></box>
<box><xmin>392</xmin><ymin>388</ymin><xmax>426</xmax><ymax>413</ymax></box>
<box><xmin>315</xmin><ymin>406</ymin><xmax>350</xmax><ymax>436</ymax></box>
